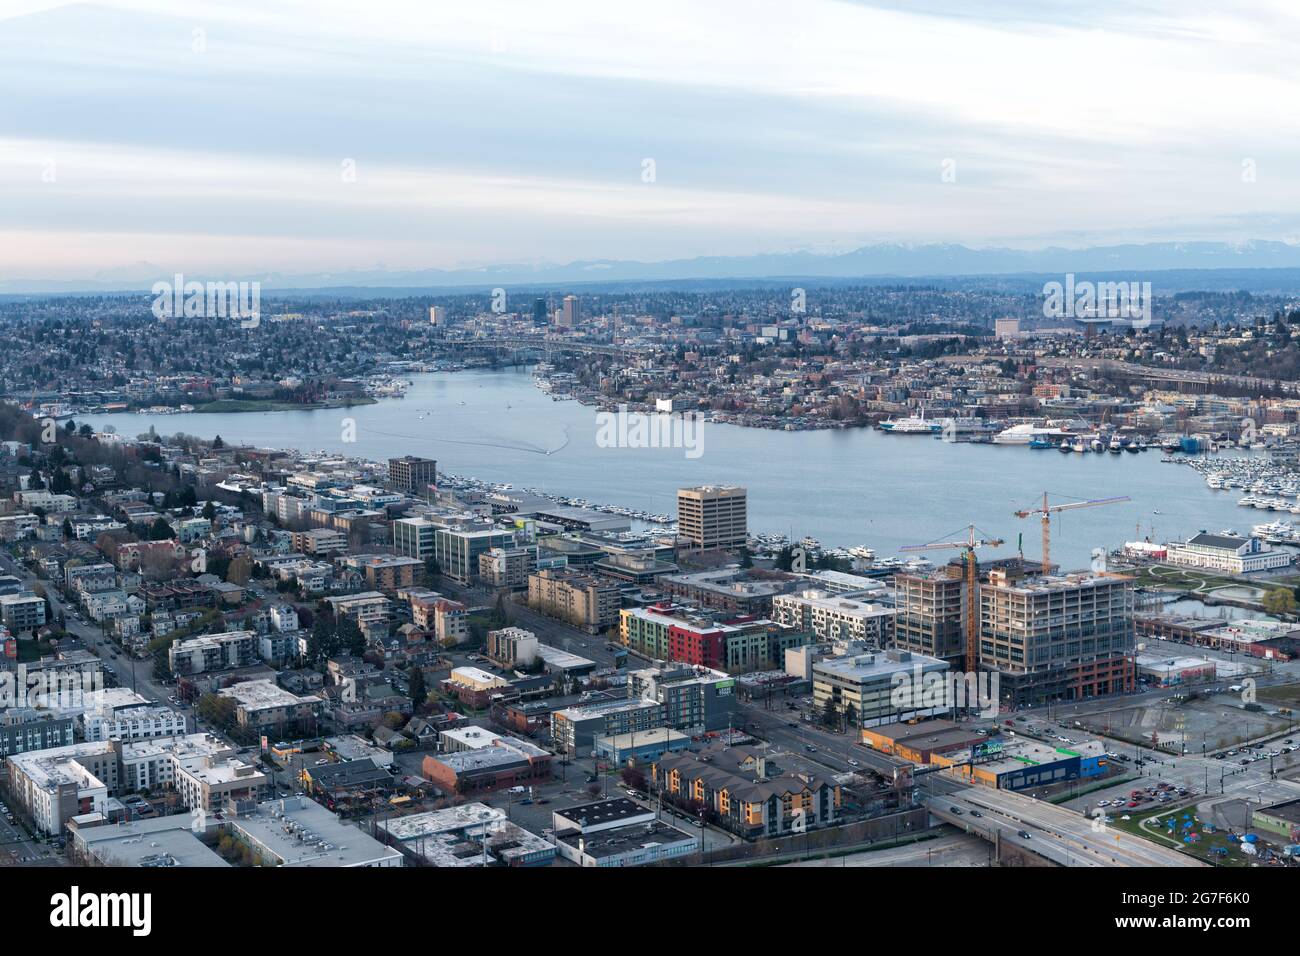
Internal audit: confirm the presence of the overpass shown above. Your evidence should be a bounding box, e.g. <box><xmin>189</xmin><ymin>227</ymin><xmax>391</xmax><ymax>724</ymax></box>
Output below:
<box><xmin>860</xmin><ymin>745</ymin><xmax>1201</xmax><ymax>866</ymax></box>
<box><xmin>926</xmin><ymin>789</ymin><xmax>1203</xmax><ymax>867</ymax></box>
<box><xmin>1037</xmin><ymin>356</ymin><xmax>1300</xmax><ymax>396</ymax></box>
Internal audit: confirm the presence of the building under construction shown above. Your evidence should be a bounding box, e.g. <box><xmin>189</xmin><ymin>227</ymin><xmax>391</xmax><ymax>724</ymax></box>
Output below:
<box><xmin>893</xmin><ymin>557</ymin><xmax>1052</xmax><ymax>668</ymax></box>
<box><xmin>893</xmin><ymin>560</ymin><xmax>1135</xmax><ymax>706</ymax></box>
<box><xmin>978</xmin><ymin>569</ymin><xmax>1135</xmax><ymax>707</ymax></box>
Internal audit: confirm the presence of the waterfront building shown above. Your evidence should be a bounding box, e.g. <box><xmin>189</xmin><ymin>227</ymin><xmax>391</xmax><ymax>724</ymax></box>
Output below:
<box><xmin>1165</xmin><ymin>533</ymin><xmax>1292</xmax><ymax>574</ymax></box>
<box><xmin>676</xmin><ymin>485</ymin><xmax>748</xmax><ymax>550</ymax></box>
<box><xmin>387</xmin><ymin>456</ymin><xmax>437</xmax><ymax>495</ymax></box>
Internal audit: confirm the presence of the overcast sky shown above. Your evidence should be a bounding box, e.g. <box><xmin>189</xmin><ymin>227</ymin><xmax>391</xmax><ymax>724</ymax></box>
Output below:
<box><xmin>3</xmin><ymin>0</ymin><xmax>1300</xmax><ymax>279</ymax></box>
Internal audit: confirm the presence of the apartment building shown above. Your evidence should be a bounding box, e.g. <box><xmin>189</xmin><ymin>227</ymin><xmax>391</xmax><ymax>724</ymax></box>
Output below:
<box><xmin>651</xmin><ymin>744</ymin><xmax>840</xmax><ymax>840</ymax></box>
<box><xmin>771</xmin><ymin>589</ymin><xmax>895</xmax><ymax>647</ymax></box>
<box><xmin>0</xmin><ymin>592</ymin><xmax>47</xmax><ymax>632</ymax></box>
<box><xmin>292</xmin><ymin>528</ymin><xmax>348</xmax><ymax>556</ymax></box>
<box><xmin>217</xmin><ymin>680</ymin><xmax>320</xmax><ymax>733</ymax></box>
<box><xmin>168</xmin><ymin>629</ymin><xmax>259</xmax><ymax>676</ymax></box>
<box><xmin>528</xmin><ymin>568</ymin><xmax>620</xmax><ymax>633</ymax></box>
<box><xmin>478</xmin><ymin>544</ymin><xmax>537</xmax><ymax>591</ymax></box>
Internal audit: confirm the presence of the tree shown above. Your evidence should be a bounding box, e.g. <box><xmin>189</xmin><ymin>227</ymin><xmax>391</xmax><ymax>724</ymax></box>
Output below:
<box><xmin>337</xmin><ymin>615</ymin><xmax>366</xmax><ymax>656</ymax></box>
<box><xmin>1263</xmin><ymin>588</ymin><xmax>1296</xmax><ymax>616</ymax></box>
<box><xmin>822</xmin><ymin>698</ymin><xmax>837</xmax><ymax>728</ymax></box>
<box><xmin>226</xmin><ymin>555</ymin><xmax>252</xmax><ymax>586</ymax></box>
<box><xmin>148</xmin><ymin>517</ymin><xmax>175</xmax><ymax>540</ymax></box>
<box><xmin>409</xmin><ymin>666</ymin><xmax>428</xmax><ymax>711</ymax></box>
<box><xmin>201</xmin><ymin>500</ymin><xmax>217</xmax><ymax>521</ymax></box>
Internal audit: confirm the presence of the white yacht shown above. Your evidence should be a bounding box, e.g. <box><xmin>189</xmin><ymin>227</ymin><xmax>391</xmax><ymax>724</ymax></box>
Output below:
<box><xmin>992</xmin><ymin>422</ymin><xmax>1069</xmax><ymax>445</ymax></box>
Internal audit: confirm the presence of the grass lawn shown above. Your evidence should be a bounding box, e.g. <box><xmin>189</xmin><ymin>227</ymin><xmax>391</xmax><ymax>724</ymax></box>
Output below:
<box><xmin>1108</xmin><ymin>806</ymin><xmax>1250</xmax><ymax>867</ymax></box>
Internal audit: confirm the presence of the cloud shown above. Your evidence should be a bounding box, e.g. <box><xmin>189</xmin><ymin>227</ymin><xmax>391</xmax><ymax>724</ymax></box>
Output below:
<box><xmin>2</xmin><ymin>0</ymin><xmax>1299</xmax><ymax>277</ymax></box>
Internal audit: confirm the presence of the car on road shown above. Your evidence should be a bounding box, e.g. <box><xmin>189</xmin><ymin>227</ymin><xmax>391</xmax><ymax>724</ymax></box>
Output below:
<box><xmin>847</xmin><ymin>759</ymin><xmax>859</xmax><ymax>767</ymax></box>
<box><xmin>804</xmin><ymin>745</ymin><xmax>817</xmax><ymax>752</ymax></box>
<box><xmin>948</xmin><ymin>806</ymin><xmax>962</xmax><ymax>814</ymax></box>
<box><xmin>1017</xmin><ymin>830</ymin><xmax>1031</xmax><ymax>839</ymax></box>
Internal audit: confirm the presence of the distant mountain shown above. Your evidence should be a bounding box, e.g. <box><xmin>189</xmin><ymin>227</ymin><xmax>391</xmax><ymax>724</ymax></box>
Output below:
<box><xmin>7</xmin><ymin>240</ymin><xmax>1300</xmax><ymax>295</ymax></box>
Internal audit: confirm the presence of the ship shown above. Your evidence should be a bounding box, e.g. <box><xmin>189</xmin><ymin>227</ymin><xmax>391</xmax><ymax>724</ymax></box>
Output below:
<box><xmin>879</xmin><ymin>406</ymin><xmax>942</xmax><ymax>434</ymax></box>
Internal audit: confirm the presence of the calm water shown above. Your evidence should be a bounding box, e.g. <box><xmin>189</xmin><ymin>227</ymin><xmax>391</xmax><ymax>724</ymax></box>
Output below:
<box><xmin>90</xmin><ymin>366</ymin><xmax>1267</xmax><ymax>572</ymax></box>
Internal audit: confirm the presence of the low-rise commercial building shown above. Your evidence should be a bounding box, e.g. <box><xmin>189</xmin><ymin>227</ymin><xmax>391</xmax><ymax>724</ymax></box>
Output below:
<box><xmin>552</xmin><ymin>797</ymin><xmax>700</xmax><ymax>867</ymax></box>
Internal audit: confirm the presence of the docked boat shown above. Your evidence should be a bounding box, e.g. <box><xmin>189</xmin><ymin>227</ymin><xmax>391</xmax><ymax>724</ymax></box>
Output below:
<box><xmin>992</xmin><ymin>422</ymin><xmax>1069</xmax><ymax>445</ymax></box>
<box><xmin>879</xmin><ymin>407</ymin><xmax>942</xmax><ymax>434</ymax></box>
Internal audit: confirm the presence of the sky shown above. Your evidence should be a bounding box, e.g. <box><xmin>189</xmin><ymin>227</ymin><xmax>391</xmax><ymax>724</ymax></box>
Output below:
<box><xmin>2</xmin><ymin>0</ymin><xmax>1300</xmax><ymax>280</ymax></box>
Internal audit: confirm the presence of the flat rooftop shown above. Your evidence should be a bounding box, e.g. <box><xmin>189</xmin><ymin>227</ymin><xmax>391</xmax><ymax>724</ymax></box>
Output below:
<box><xmin>555</xmin><ymin>820</ymin><xmax>699</xmax><ymax>860</ymax></box>
<box><xmin>377</xmin><ymin>803</ymin><xmax>507</xmax><ymax>841</ymax></box>
<box><xmin>813</xmin><ymin>649</ymin><xmax>947</xmax><ymax>682</ymax></box>
<box><xmin>231</xmin><ymin>797</ymin><xmax>402</xmax><ymax>867</ymax></box>
<box><xmin>218</xmin><ymin>679</ymin><xmax>314</xmax><ymax>710</ymax></box>
<box><xmin>555</xmin><ymin>798</ymin><xmax>653</xmax><ymax>830</ymax></box>
<box><xmin>74</xmin><ymin>816</ymin><xmax>229</xmax><ymax>868</ymax></box>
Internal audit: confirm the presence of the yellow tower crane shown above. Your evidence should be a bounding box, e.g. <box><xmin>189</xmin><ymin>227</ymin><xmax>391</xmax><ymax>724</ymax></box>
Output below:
<box><xmin>900</xmin><ymin>525</ymin><xmax>1004</xmax><ymax>673</ymax></box>
<box><xmin>1014</xmin><ymin>493</ymin><xmax>1130</xmax><ymax>573</ymax></box>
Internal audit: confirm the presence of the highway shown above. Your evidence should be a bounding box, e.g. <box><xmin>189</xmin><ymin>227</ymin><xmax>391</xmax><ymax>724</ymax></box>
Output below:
<box><xmin>936</xmin><ymin>788</ymin><xmax>1204</xmax><ymax>867</ymax></box>
<box><xmin>739</xmin><ymin>701</ymin><xmax>1209</xmax><ymax>866</ymax></box>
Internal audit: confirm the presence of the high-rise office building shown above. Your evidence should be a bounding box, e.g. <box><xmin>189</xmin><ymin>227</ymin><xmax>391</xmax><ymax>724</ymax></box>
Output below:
<box><xmin>676</xmin><ymin>485</ymin><xmax>748</xmax><ymax>550</ymax></box>
<box><xmin>532</xmin><ymin>298</ymin><xmax>548</xmax><ymax>326</ymax></box>
<box><xmin>429</xmin><ymin>305</ymin><xmax>446</xmax><ymax>325</ymax></box>
<box><xmin>559</xmin><ymin>294</ymin><xmax>579</xmax><ymax>328</ymax></box>
<box><xmin>388</xmin><ymin>456</ymin><xmax>437</xmax><ymax>495</ymax></box>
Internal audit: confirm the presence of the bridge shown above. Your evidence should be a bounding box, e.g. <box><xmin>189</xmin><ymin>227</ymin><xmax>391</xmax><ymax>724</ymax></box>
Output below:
<box><xmin>925</xmin><ymin>788</ymin><xmax>1203</xmax><ymax>867</ymax></box>
<box><xmin>438</xmin><ymin>336</ymin><xmax>650</xmax><ymax>359</ymax></box>
<box><xmin>1037</xmin><ymin>356</ymin><xmax>1300</xmax><ymax>396</ymax></box>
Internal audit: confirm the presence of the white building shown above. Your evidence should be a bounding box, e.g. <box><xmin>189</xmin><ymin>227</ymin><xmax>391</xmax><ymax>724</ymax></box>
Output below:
<box><xmin>771</xmin><ymin>589</ymin><xmax>895</xmax><ymax>646</ymax></box>
<box><xmin>83</xmin><ymin>699</ymin><xmax>186</xmax><ymax>742</ymax></box>
<box><xmin>1166</xmin><ymin>533</ymin><xmax>1292</xmax><ymax>574</ymax></box>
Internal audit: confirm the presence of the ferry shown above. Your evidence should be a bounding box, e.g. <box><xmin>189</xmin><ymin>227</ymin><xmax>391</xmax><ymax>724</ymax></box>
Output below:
<box><xmin>879</xmin><ymin>407</ymin><xmax>942</xmax><ymax>434</ymax></box>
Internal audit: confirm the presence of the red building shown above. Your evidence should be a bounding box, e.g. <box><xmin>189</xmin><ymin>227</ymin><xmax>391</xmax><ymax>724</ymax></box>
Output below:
<box><xmin>668</xmin><ymin>623</ymin><xmax>726</xmax><ymax>668</ymax></box>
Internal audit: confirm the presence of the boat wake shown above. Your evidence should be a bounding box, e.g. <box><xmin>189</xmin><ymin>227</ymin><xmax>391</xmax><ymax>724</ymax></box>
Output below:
<box><xmin>363</xmin><ymin>423</ymin><xmax>569</xmax><ymax>456</ymax></box>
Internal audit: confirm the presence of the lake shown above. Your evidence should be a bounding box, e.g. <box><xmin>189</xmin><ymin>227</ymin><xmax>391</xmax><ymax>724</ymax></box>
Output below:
<box><xmin>88</xmin><ymin>366</ymin><xmax>1267</xmax><ymax>572</ymax></box>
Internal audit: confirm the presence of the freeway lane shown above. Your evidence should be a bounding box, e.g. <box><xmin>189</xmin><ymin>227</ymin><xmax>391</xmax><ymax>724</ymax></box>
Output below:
<box><xmin>955</xmin><ymin>787</ymin><xmax>1204</xmax><ymax>867</ymax></box>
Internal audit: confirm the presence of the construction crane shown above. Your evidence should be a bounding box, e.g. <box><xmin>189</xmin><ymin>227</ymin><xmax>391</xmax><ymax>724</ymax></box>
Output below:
<box><xmin>1014</xmin><ymin>493</ymin><xmax>1130</xmax><ymax>573</ymax></box>
<box><xmin>901</xmin><ymin>525</ymin><xmax>1004</xmax><ymax>674</ymax></box>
